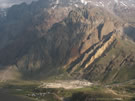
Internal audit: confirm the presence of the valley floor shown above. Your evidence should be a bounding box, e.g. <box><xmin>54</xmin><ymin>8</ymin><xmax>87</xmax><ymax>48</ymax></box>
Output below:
<box><xmin>0</xmin><ymin>89</ymin><xmax>34</xmax><ymax>101</ymax></box>
<box><xmin>0</xmin><ymin>80</ymin><xmax>135</xmax><ymax>101</ymax></box>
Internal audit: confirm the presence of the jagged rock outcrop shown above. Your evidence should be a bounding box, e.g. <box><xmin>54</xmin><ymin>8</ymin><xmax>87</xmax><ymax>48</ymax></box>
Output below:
<box><xmin>83</xmin><ymin>38</ymin><xmax>135</xmax><ymax>83</ymax></box>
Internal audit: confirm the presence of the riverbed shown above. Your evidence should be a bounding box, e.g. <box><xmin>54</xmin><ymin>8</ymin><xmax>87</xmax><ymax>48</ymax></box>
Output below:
<box><xmin>40</xmin><ymin>80</ymin><xmax>93</xmax><ymax>89</ymax></box>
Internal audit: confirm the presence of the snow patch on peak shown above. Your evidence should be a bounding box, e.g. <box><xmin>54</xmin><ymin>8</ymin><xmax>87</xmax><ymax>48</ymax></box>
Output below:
<box><xmin>120</xmin><ymin>1</ymin><xmax>127</xmax><ymax>7</ymax></box>
<box><xmin>114</xmin><ymin>0</ymin><xmax>118</xmax><ymax>3</ymax></box>
<box><xmin>99</xmin><ymin>2</ymin><xmax>104</xmax><ymax>7</ymax></box>
<box><xmin>56</xmin><ymin>0</ymin><xmax>60</xmax><ymax>5</ymax></box>
<box><xmin>81</xmin><ymin>0</ymin><xmax>88</xmax><ymax>5</ymax></box>
<box><xmin>75</xmin><ymin>4</ymin><xmax>79</xmax><ymax>7</ymax></box>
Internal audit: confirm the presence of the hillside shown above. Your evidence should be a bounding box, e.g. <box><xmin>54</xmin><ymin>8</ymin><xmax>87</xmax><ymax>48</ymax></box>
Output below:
<box><xmin>0</xmin><ymin>0</ymin><xmax>135</xmax><ymax>84</ymax></box>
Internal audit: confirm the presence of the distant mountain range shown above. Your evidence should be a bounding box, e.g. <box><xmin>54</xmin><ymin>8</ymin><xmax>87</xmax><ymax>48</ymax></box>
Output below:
<box><xmin>0</xmin><ymin>0</ymin><xmax>135</xmax><ymax>83</ymax></box>
<box><xmin>1</xmin><ymin>0</ymin><xmax>135</xmax><ymax>23</ymax></box>
<box><xmin>0</xmin><ymin>0</ymin><xmax>37</xmax><ymax>8</ymax></box>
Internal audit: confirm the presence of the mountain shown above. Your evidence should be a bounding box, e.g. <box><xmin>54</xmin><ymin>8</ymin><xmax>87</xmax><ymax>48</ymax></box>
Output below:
<box><xmin>0</xmin><ymin>0</ymin><xmax>135</xmax><ymax>83</ymax></box>
<box><xmin>0</xmin><ymin>0</ymin><xmax>37</xmax><ymax>8</ymax></box>
<box><xmin>52</xmin><ymin>0</ymin><xmax>135</xmax><ymax>24</ymax></box>
<box><xmin>1</xmin><ymin>0</ymin><xmax>135</xmax><ymax>51</ymax></box>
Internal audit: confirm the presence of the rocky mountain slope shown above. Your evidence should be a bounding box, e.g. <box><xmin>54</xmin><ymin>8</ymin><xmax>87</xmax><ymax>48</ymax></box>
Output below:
<box><xmin>0</xmin><ymin>0</ymin><xmax>134</xmax><ymax>49</ymax></box>
<box><xmin>0</xmin><ymin>0</ymin><xmax>135</xmax><ymax>83</ymax></box>
<box><xmin>48</xmin><ymin>0</ymin><xmax>135</xmax><ymax>24</ymax></box>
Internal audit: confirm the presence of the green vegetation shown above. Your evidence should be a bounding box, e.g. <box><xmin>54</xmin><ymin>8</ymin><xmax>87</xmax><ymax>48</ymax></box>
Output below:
<box><xmin>90</xmin><ymin>38</ymin><xmax>135</xmax><ymax>83</ymax></box>
<box><xmin>0</xmin><ymin>81</ymin><xmax>135</xmax><ymax>101</ymax></box>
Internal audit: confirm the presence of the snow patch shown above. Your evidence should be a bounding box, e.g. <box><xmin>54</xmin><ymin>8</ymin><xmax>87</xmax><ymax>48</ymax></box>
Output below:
<box><xmin>114</xmin><ymin>0</ymin><xmax>118</xmax><ymax>3</ymax></box>
<box><xmin>75</xmin><ymin>4</ymin><xmax>79</xmax><ymax>7</ymax></box>
<box><xmin>95</xmin><ymin>4</ymin><xmax>99</xmax><ymax>6</ymax></box>
<box><xmin>56</xmin><ymin>0</ymin><xmax>60</xmax><ymax>5</ymax></box>
<box><xmin>120</xmin><ymin>1</ymin><xmax>127</xmax><ymax>7</ymax></box>
<box><xmin>99</xmin><ymin>2</ymin><xmax>104</xmax><ymax>7</ymax></box>
<box><xmin>81</xmin><ymin>0</ymin><xmax>88</xmax><ymax>5</ymax></box>
<box><xmin>52</xmin><ymin>5</ymin><xmax>57</xmax><ymax>9</ymax></box>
